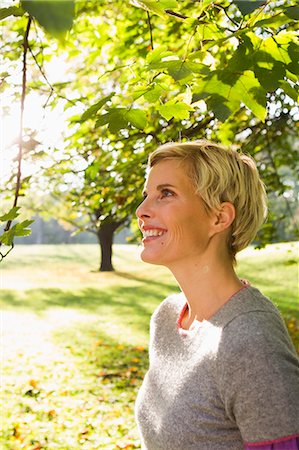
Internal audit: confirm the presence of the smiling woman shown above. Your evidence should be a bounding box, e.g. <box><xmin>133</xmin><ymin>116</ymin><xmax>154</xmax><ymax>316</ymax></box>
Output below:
<box><xmin>135</xmin><ymin>140</ymin><xmax>299</xmax><ymax>450</ymax></box>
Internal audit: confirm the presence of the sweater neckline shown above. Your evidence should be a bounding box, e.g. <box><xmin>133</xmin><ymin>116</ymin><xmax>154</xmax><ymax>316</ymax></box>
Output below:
<box><xmin>176</xmin><ymin>282</ymin><xmax>250</xmax><ymax>335</ymax></box>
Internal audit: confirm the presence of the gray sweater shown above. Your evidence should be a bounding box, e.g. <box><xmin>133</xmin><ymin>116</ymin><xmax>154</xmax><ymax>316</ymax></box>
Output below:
<box><xmin>135</xmin><ymin>286</ymin><xmax>299</xmax><ymax>449</ymax></box>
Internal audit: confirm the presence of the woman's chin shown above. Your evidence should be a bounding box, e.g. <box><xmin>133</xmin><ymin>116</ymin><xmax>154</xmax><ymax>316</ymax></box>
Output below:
<box><xmin>140</xmin><ymin>248</ymin><xmax>163</xmax><ymax>265</ymax></box>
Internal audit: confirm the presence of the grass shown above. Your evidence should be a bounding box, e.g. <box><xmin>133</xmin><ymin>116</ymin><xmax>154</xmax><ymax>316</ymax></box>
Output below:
<box><xmin>0</xmin><ymin>242</ymin><xmax>298</xmax><ymax>449</ymax></box>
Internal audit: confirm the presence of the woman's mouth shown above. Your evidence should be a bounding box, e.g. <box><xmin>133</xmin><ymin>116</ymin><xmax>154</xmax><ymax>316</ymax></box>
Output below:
<box><xmin>142</xmin><ymin>228</ymin><xmax>167</xmax><ymax>242</ymax></box>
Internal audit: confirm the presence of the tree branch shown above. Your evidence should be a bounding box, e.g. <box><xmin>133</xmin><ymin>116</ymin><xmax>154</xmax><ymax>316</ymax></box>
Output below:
<box><xmin>60</xmin><ymin>216</ymin><xmax>98</xmax><ymax>235</ymax></box>
<box><xmin>165</xmin><ymin>10</ymin><xmax>188</xmax><ymax>20</ymax></box>
<box><xmin>28</xmin><ymin>44</ymin><xmax>79</xmax><ymax>109</ymax></box>
<box><xmin>183</xmin><ymin>116</ymin><xmax>214</xmax><ymax>138</ymax></box>
<box><xmin>147</xmin><ymin>11</ymin><xmax>154</xmax><ymax>50</ymax></box>
<box><xmin>3</xmin><ymin>17</ymin><xmax>32</xmax><ymax>234</ymax></box>
<box><xmin>28</xmin><ymin>44</ymin><xmax>54</xmax><ymax>107</ymax></box>
<box><xmin>213</xmin><ymin>4</ymin><xmax>240</xmax><ymax>29</ymax></box>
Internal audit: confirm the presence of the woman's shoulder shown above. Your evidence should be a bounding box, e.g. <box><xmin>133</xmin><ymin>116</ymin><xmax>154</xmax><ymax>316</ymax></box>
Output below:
<box><xmin>213</xmin><ymin>285</ymin><xmax>284</xmax><ymax>329</ymax></box>
<box><xmin>151</xmin><ymin>292</ymin><xmax>185</xmax><ymax>323</ymax></box>
<box><xmin>216</xmin><ymin>285</ymin><xmax>298</xmax><ymax>362</ymax></box>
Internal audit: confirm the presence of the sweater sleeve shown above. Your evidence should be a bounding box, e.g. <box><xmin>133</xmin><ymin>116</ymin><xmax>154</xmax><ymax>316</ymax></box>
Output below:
<box><xmin>216</xmin><ymin>310</ymin><xmax>299</xmax><ymax>444</ymax></box>
<box><xmin>244</xmin><ymin>436</ymin><xmax>299</xmax><ymax>449</ymax></box>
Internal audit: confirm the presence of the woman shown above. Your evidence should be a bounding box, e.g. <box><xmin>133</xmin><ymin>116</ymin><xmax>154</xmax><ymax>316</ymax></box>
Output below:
<box><xmin>135</xmin><ymin>140</ymin><xmax>299</xmax><ymax>450</ymax></box>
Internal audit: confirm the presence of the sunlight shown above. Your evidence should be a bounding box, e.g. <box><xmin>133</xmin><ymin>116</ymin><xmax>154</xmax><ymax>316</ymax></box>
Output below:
<box><xmin>2</xmin><ymin>95</ymin><xmax>71</xmax><ymax>182</ymax></box>
<box><xmin>1</xmin><ymin>50</ymin><xmax>80</xmax><ymax>182</ymax></box>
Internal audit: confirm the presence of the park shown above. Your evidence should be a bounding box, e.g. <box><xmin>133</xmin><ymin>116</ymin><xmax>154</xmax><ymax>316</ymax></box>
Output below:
<box><xmin>1</xmin><ymin>242</ymin><xmax>298</xmax><ymax>448</ymax></box>
<box><xmin>1</xmin><ymin>1</ymin><xmax>298</xmax><ymax>449</ymax></box>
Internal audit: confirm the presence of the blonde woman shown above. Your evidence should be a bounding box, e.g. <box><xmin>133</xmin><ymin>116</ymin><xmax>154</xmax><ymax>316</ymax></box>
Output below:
<box><xmin>135</xmin><ymin>141</ymin><xmax>299</xmax><ymax>450</ymax></box>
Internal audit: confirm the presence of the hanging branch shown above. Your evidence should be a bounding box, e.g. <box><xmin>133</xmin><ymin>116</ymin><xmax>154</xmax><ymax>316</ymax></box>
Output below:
<box><xmin>165</xmin><ymin>9</ymin><xmax>188</xmax><ymax>20</ymax></box>
<box><xmin>147</xmin><ymin>11</ymin><xmax>154</xmax><ymax>50</ymax></box>
<box><xmin>3</xmin><ymin>17</ymin><xmax>32</xmax><ymax>235</ymax></box>
<box><xmin>28</xmin><ymin>44</ymin><xmax>79</xmax><ymax>109</ymax></box>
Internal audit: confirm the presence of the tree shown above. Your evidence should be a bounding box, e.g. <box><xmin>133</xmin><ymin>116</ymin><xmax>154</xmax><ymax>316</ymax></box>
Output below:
<box><xmin>1</xmin><ymin>0</ymin><xmax>298</xmax><ymax>269</ymax></box>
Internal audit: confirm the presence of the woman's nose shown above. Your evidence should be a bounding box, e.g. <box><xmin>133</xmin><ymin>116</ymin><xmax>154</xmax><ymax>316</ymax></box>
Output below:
<box><xmin>136</xmin><ymin>197</ymin><xmax>151</xmax><ymax>219</ymax></box>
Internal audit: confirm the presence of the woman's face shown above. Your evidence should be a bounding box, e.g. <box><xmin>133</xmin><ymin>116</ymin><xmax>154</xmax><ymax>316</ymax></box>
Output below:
<box><xmin>136</xmin><ymin>159</ymin><xmax>214</xmax><ymax>269</ymax></box>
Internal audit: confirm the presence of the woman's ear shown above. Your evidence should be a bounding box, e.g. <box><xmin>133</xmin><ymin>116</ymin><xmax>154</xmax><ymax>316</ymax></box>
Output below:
<box><xmin>211</xmin><ymin>202</ymin><xmax>235</xmax><ymax>234</ymax></box>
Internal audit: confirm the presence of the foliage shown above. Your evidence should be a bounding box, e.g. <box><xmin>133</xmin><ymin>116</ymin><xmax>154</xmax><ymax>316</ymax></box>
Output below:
<box><xmin>0</xmin><ymin>207</ymin><xmax>33</xmax><ymax>260</ymax></box>
<box><xmin>1</xmin><ymin>0</ymin><xmax>298</xmax><ymax>264</ymax></box>
<box><xmin>21</xmin><ymin>0</ymin><xmax>74</xmax><ymax>38</ymax></box>
<box><xmin>72</xmin><ymin>0</ymin><xmax>299</xmax><ymax>125</ymax></box>
<box><xmin>0</xmin><ymin>242</ymin><xmax>298</xmax><ymax>448</ymax></box>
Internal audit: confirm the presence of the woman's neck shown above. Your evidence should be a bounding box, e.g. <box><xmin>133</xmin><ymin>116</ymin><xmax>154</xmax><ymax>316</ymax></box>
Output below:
<box><xmin>169</xmin><ymin>254</ymin><xmax>243</xmax><ymax>324</ymax></box>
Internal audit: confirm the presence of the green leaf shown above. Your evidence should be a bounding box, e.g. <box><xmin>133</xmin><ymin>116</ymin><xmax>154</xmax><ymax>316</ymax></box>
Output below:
<box><xmin>195</xmin><ymin>73</ymin><xmax>231</xmax><ymax>98</ymax></box>
<box><xmin>260</xmin><ymin>35</ymin><xmax>291</xmax><ymax>66</ymax></box>
<box><xmin>254</xmin><ymin>62</ymin><xmax>285</xmax><ymax>91</ymax></box>
<box><xmin>233</xmin><ymin>1</ymin><xmax>265</xmax><ymax>16</ymax></box>
<box><xmin>0</xmin><ymin>229</ymin><xmax>14</xmax><ymax>246</ymax></box>
<box><xmin>145</xmin><ymin>46</ymin><xmax>172</xmax><ymax>64</ymax></box>
<box><xmin>126</xmin><ymin>109</ymin><xmax>147</xmax><ymax>129</ymax></box>
<box><xmin>184</xmin><ymin>61</ymin><xmax>206</xmax><ymax>74</ymax></box>
<box><xmin>197</xmin><ymin>70</ymin><xmax>267</xmax><ymax>121</ymax></box>
<box><xmin>14</xmin><ymin>220</ymin><xmax>34</xmax><ymax>236</ymax></box>
<box><xmin>206</xmin><ymin>95</ymin><xmax>232</xmax><ymax>122</ymax></box>
<box><xmin>254</xmin><ymin>14</ymin><xmax>290</xmax><ymax>29</ymax></box>
<box><xmin>168</xmin><ymin>61</ymin><xmax>192</xmax><ymax>81</ymax></box>
<box><xmin>286</xmin><ymin>42</ymin><xmax>299</xmax><ymax>77</ymax></box>
<box><xmin>80</xmin><ymin>93</ymin><xmax>115</xmax><ymax>122</ymax></box>
<box><xmin>144</xmin><ymin>83</ymin><xmax>164</xmax><ymax>102</ymax></box>
<box><xmin>148</xmin><ymin>59</ymin><xmax>192</xmax><ymax>81</ymax></box>
<box><xmin>0</xmin><ymin>6</ymin><xmax>24</xmax><ymax>20</ymax></box>
<box><xmin>131</xmin><ymin>0</ymin><xmax>166</xmax><ymax>17</ymax></box>
<box><xmin>95</xmin><ymin>112</ymin><xmax>112</xmax><ymax>128</ymax></box>
<box><xmin>95</xmin><ymin>108</ymin><xmax>129</xmax><ymax>132</ymax></box>
<box><xmin>288</xmin><ymin>42</ymin><xmax>299</xmax><ymax>63</ymax></box>
<box><xmin>232</xmin><ymin>71</ymin><xmax>267</xmax><ymax>121</ymax></box>
<box><xmin>227</xmin><ymin>42</ymin><xmax>253</xmax><ymax>72</ymax></box>
<box><xmin>21</xmin><ymin>0</ymin><xmax>74</xmax><ymax>38</ymax></box>
<box><xmin>252</xmin><ymin>50</ymin><xmax>277</xmax><ymax>69</ymax></box>
<box><xmin>85</xmin><ymin>163</ymin><xmax>100</xmax><ymax>181</ymax></box>
<box><xmin>0</xmin><ymin>220</ymin><xmax>33</xmax><ymax>246</ymax></box>
<box><xmin>149</xmin><ymin>59</ymin><xmax>192</xmax><ymax>81</ymax></box>
<box><xmin>287</xmin><ymin>61</ymin><xmax>299</xmax><ymax>76</ymax></box>
<box><xmin>131</xmin><ymin>87</ymin><xmax>151</xmax><ymax>101</ymax></box>
<box><xmin>284</xmin><ymin>6</ymin><xmax>299</xmax><ymax>20</ymax></box>
<box><xmin>159</xmin><ymin>0</ymin><xmax>178</xmax><ymax>8</ymax></box>
<box><xmin>0</xmin><ymin>207</ymin><xmax>20</xmax><ymax>222</ymax></box>
<box><xmin>158</xmin><ymin>101</ymin><xmax>193</xmax><ymax>121</ymax></box>
<box><xmin>196</xmin><ymin>21</ymin><xmax>224</xmax><ymax>42</ymax></box>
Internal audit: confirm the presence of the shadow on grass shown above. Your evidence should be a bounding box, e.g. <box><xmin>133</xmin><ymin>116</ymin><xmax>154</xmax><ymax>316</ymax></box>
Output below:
<box><xmin>114</xmin><ymin>270</ymin><xmax>175</xmax><ymax>289</ymax></box>
<box><xmin>0</xmin><ymin>277</ymin><xmax>179</xmax><ymax>337</ymax></box>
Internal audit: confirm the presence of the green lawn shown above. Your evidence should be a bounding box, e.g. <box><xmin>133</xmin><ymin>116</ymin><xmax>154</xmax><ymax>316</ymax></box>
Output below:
<box><xmin>1</xmin><ymin>242</ymin><xmax>298</xmax><ymax>449</ymax></box>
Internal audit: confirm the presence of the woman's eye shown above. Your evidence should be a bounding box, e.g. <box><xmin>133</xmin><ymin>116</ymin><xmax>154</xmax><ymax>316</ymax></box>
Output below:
<box><xmin>161</xmin><ymin>189</ymin><xmax>174</xmax><ymax>198</ymax></box>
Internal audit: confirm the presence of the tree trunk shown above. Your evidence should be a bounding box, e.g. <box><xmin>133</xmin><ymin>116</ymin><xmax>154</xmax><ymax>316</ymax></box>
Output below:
<box><xmin>97</xmin><ymin>220</ymin><xmax>124</xmax><ymax>271</ymax></box>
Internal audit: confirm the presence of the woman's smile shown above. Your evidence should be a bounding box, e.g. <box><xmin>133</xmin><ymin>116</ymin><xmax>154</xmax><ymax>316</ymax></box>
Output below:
<box><xmin>141</xmin><ymin>227</ymin><xmax>168</xmax><ymax>244</ymax></box>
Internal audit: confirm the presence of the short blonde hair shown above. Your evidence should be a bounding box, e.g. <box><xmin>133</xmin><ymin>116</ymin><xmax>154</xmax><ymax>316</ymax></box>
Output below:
<box><xmin>148</xmin><ymin>140</ymin><xmax>267</xmax><ymax>262</ymax></box>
